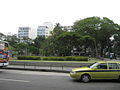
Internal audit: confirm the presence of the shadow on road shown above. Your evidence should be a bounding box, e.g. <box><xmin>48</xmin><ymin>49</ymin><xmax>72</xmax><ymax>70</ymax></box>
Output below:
<box><xmin>71</xmin><ymin>79</ymin><xmax>120</xmax><ymax>83</ymax></box>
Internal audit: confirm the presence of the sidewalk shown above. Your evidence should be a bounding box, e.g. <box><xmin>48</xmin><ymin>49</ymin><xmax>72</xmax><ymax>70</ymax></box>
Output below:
<box><xmin>3</xmin><ymin>58</ymin><xmax>120</xmax><ymax>73</ymax></box>
<box><xmin>5</xmin><ymin>60</ymin><xmax>91</xmax><ymax>73</ymax></box>
<box><xmin>3</xmin><ymin>65</ymin><xmax>77</xmax><ymax>73</ymax></box>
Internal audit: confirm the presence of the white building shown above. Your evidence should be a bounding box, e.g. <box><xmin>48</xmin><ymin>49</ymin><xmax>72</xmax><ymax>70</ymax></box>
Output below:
<box><xmin>62</xmin><ymin>26</ymin><xmax>72</xmax><ymax>32</ymax></box>
<box><xmin>37</xmin><ymin>26</ymin><xmax>48</xmax><ymax>37</ymax></box>
<box><xmin>37</xmin><ymin>22</ymin><xmax>53</xmax><ymax>38</ymax></box>
<box><xmin>43</xmin><ymin>22</ymin><xmax>53</xmax><ymax>31</ymax></box>
<box><xmin>18</xmin><ymin>27</ymin><xmax>36</xmax><ymax>41</ymax></box>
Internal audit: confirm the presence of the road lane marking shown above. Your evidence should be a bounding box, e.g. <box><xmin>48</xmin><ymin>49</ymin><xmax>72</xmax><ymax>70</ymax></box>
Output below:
<box><xmin>0</xmin><ymin>78</ymin><xmax>30</xmax><ymax>82</ymax></box>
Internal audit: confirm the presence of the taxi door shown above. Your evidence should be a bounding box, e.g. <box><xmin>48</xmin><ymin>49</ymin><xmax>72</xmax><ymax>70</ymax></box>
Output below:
<box><xmin>107</xmin><ymin>63</ymin><xmax>119</xmax><ymax>79</ymax></box>
<box><xmin>91</xmin><ymin>63</ymin><xmax>109</xmax><ymax>79</ymax></box>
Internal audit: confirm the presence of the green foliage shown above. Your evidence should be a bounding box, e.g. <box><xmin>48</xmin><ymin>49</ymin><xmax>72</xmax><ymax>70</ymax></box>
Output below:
<box><xmin>4</xmin><ymin>16</ymin><xmax>120</xmax><ymax>58</ymax></box>
<box><xmin>56</xmin><ymin>32</ymin><xmax>83</xmax><ymax>56</ymax></box>
<box><xmin>51</xmin><ymin>23</ymin><xmax>65</xmax><ymax>36</ymax></box>
<box><xmin>33</xmin><ymin>36</ymin><xmax>45</xmax><ymax>55</ymax></box>
<box><xmin>42</xmin><ymin>57</ymin><xmax>65</xmax><ymax>61</ymax></box>
<box><xmin>17</xmin><ymin>56</ymin><xmax>41</xmax><ymax>60</ymax></box>
<box><xmin>17</xmin><ymin>56</ymin><xmax>88</xmax><ymax>61</ymax></box>
<box><xmin>64</xmin><ymin>56</ymin><xmax>88</xmax><ymax>61</ymax></box>
<box><xmin>73</xmin><ymin>16</ymin><xmax>120</xmax><ymax>57</ymax></box>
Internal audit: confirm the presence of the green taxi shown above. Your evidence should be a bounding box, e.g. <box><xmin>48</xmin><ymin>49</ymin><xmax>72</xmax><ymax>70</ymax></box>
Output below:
<box><xmin>70</xmin><ymin>61</ymin><xmax>120</xmax><ymax>82</ymax></box>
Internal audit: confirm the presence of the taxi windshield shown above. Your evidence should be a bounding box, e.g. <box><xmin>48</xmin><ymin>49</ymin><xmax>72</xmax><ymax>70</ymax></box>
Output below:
<box><xmin>89</xmin><ymin>62</ymin><xmax>99</xmax><ymax>68</ymax></box>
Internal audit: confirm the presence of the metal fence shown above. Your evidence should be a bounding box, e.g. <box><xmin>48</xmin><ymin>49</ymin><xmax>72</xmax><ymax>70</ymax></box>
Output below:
<box><xmin>7</xmin><ymin>61</ymin><xmax>92</xmax><ymax>72</ymax></box>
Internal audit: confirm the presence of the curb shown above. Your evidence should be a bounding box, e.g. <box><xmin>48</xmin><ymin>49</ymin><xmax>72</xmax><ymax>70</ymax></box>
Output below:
<box><xmin>2</xmin><ymin>67</ymin><xmax>70</xmax><ymax>73</ymax></box>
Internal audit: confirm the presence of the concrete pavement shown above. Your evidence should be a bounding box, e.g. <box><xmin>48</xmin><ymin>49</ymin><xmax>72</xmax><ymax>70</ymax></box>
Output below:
<box><xmin>0</xmin><ymin>69</ymin><xmax>120</xmax><ymax>90</ymax></box>
<box><xmin>3</xmin><ymin>60</ymin><xmax>92</xmax><ymax>73</ymax></box>
<box><xmin>3</xmin><ymin>65</ymin><xmax>73</xmax><ymax>73</ymax></box>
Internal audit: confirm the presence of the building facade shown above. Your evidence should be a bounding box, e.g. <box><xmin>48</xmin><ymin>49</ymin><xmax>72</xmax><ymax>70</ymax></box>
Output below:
<box><xmin>18</xmin><ymin>27</ymin><xmax>36</xmax><ymax>42</ymax></box>
<box><xmin>37</xmin><ymin>26</ymin><xmax>48</xmax><ymax>37</ymax></box>
<box><xmin>62</xmin><ymin>26</ymin><xmax>72</xmax><ymax>32</ymax></box>
<box><xmin>37</xmin><ymin>22</ymin><xmax>53</xmax><ymax>38</ymax></box>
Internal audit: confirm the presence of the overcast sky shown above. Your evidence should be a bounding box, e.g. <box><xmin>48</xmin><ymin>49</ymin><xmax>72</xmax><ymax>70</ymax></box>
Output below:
<box><xmin>0</xmin><ymin>0</ymin><xmax>120</xmax><ymax>35</ymax></box>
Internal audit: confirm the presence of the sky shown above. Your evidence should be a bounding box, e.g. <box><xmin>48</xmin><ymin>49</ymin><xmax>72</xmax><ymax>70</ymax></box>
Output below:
<box><xmin>0</xmin><ymin>0</ymin><xmax>120</xmax><ymax>35</ymax></box>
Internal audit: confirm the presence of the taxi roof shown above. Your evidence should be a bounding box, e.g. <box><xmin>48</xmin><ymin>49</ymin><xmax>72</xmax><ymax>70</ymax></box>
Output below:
<box><xmin>95</xmin><ymin>60</ymin><xmax>120</xmax><ymax>63</ymax></box>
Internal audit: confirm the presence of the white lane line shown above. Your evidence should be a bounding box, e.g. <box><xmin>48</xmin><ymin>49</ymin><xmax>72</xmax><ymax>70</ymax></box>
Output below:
<box><xmin>0</xmin><ymin>78</ymin><xmax>30</xmax><ymax>82</ymax></box>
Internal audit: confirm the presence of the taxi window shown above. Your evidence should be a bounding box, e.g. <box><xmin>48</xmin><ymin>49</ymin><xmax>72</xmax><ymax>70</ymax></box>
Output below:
<box><xmin>108</xmin><ymin>63</ymin><xmax>118</xmax><ymax>69</ymax></box>
<box><xmin>119</xmin><ymin>64</ymin><xmax>120</xmax><ymax>69</ymax></box>
<box><xmin>96</xmin><ymin>63</ymin><xmax>107</xmax><ymax>69</ymax></box>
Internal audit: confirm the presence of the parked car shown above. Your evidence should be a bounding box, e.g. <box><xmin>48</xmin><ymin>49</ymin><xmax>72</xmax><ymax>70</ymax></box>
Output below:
<box><xmin>70</xmin><ymin>61</ymin><xmax>120</xmax><ymax>82</ymax></box>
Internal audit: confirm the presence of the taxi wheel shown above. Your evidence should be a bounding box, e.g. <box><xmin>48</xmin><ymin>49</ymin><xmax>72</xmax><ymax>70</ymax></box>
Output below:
<box><xmin>81</xmin><ymin>74</ymin><xmax>91</xmax><ymax>83</ymax></box>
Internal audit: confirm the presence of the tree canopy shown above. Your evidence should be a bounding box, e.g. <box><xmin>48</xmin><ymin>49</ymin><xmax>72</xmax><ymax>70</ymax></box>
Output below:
<box><xmin>2</xmin><ymin>16</ymin><xmax>120</xmax><ymax>58</ymax></box>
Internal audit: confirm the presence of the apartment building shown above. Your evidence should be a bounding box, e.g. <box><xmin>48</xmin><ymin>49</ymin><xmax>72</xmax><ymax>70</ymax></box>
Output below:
<box><xmin>62</xmin><ymin>26</ymin><xmax>72</xmax><ymax>32</ymax></box>
<box><xmin>18</xmin><ymin>27</ymin><xmax>36</xmax><ymax>42</ymax></box>
<box><xmin>37</xmin><ymin>26</ymin><xmax>48</xmax><ymax>37</ymax></box>
<box><xmin>37</xmin><ymin>22</ymin><xmax>53</xmax><ymax>38</ymax></box>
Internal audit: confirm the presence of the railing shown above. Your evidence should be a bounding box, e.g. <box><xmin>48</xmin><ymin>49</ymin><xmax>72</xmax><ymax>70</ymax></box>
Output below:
<box><xmin>5</xmin><ymin>61</ymin><xmax>92</xmax><ymax>72</ymax></box>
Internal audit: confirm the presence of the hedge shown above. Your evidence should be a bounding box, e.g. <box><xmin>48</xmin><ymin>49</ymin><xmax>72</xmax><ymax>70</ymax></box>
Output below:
<box><xmin>17</xmin><ymin>56</ymin><xmax>41</xmax><ymax>60</ymax></box>
<box><xmin>17</xmin><ymin>56</ymin><xmax>88</xmax><ymax>61</ymax></box>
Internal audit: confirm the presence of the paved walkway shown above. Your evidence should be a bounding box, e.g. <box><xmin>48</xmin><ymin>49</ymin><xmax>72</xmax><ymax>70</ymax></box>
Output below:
<box><xmin>3</xmin><ymin>58</ymin><xmax>120</xmax><ymax>73</ymax></box>
<box><xmin>4</xmin><ymin>65</ymin><xmax>78</xmax><ymax>73</ymax></box>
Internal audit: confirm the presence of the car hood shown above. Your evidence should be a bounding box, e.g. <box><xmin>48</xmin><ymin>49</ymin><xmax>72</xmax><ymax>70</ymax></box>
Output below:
<box><xmin>72</xmin><ymin>67</ymin><xmax>91</xmax><ymax>72</ymax></box>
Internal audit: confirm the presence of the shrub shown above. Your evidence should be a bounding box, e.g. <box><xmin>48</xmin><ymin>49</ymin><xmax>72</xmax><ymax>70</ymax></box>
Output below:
<box><xmin>65</xmin><ymin>56</ymin><xmax>88</xmax><ymax>61</ymax></box>
<box><xmin>42</xmin><ymin>57</ymin><xmax>65</xmax><ymax>61</ymax></box>
<box><xmin>64</xmin><ymin>56</ymin><xmax>75</xmax><ymax>61</ymax></box>
<box><xmin>74</xmin><ymin>57</ymin><xmax>88</xmax><ymax>61</ymax></box>
<box><xmin>17</xmin><ymin>56</ymin><xmax>41</xmax><ymax>60</ymax></box>
<box><xmin>17</xmin><ymin>56</ymin><xmax>88</xmax><ymax>61</ymax></box>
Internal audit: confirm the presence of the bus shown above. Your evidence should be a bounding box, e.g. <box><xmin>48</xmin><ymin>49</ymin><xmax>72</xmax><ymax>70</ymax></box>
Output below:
<box><xmin>0</xmin><ymin>40</ymin><xmax>9</xmax><ymax>68</ymax></box>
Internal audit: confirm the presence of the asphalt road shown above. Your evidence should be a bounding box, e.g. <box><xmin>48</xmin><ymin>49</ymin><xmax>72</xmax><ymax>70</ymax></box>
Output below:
<box><xmin>0</xmin><ymin>69</ymin><xmax>120</xmax><ymax>90</ymax></box>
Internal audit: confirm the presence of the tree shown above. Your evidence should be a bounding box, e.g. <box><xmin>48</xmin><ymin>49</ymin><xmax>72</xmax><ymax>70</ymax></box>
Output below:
<box><xmin>16</xmin><ymin>43</ymin><xmax>28</xmax><ymax>55</ymax></box>
<box><xmin>33</xmin><ymin>36</ymin><xmax>45</xmax><ymax>55</ymax></box>
<box><xmin>6</xmin><ymin>34</ymin><xmax>19</xmax><ymax>46</ymax></box>
<box><xmin>28</xmin><ymin>46</ymin><xmax>38</xmax><ymax>55</ymax></box>
<box><xmin>73</xmin><ymin>16</ymin><xmax>120</xmax><ymax>57</ymax></box>
<box><xmin>40</xmin><ymin>23</ymin><xmax>67</xmax><ymax>56</ymax></box>
<box><xmin>51</xmin><ymin>23</ymin><xmax>65</xmax><ymax>36</ymax></box>
<box><xmin>56</xmin><ymin>32</ymin><xmax>82</xmax><ymax>56</ymax></box>
<box><xmin>41</xmin><ymin>23</ymin><xmax>95</xmax><ymax>56</ymax></box>
<box><xmin>97</xmin><ymin>17</ymin><xmax>119</xmax><ymax>57</ymax></box>
<box><xmin>82</xmin><ymin>35</ymin><xmax>95</xmax><ymax>56</ymax></box>
<box><xmin>113</xmin><ymin>30</ymin><xmax>120</xmax><ymax>56</ymax></box>
<box><xmin>40</xmin><ymin>36</ymin><xmax>55</xmax><ymax>56</ymax></box>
